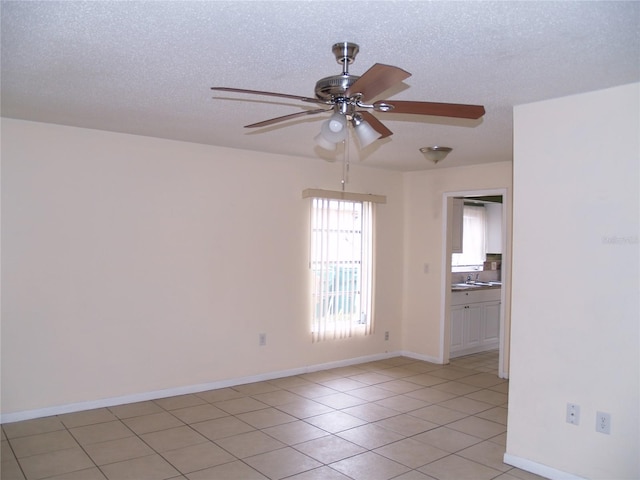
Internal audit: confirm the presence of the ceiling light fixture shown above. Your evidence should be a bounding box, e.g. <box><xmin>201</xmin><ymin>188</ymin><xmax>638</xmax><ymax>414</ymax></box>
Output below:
<box><xmin>327</xmin><ymin>111</ymin><xmax>347</xmax><ymax>134</ymax></box>
<box><xmin>314</xmin><ymin>112</ymin><xmax>348</xmax><ymax>150</ymax></box>
<box><xmin>420</xmin><ymin>146</ymin><xmax>452</xmax><ymax>164</ymax></box>
<box><xmin>315</xmin><ymin>109</ymin><xmax>381</xmax><ymax>151</ymax></box>
<box><xmin>351</xmin><ymin>113</ymin><xmax>381</xmax><ymax>148</ymax></box>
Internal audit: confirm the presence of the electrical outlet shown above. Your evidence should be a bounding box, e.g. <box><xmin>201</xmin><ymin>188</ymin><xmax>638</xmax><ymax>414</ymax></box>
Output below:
<box><xmin>259</xmin><ymin>333</ymin><xmax>267</xmax><ymax>346</ymax></box>
<box><xmin>596</xmin><ymin>411</ymin><xmax>611</xmax><ymax>434</ymax></box>
<box><xmin>566</xmin><ymin>403</ymin><xmax>580</xmax><ymax>425</ymax></box>
<box><xmin>384</xmin><ymin>331</ymin><xmax>389</xmax><ymax>341</ymax></box>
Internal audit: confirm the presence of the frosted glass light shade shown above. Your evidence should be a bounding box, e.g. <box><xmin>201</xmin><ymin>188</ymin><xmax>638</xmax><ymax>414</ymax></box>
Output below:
<box><xmin>420</xmin><ymin>146</ymin><xmax>452</xmax><ymax>163</ymax></box>
<box><xmin>315</xmin><ymin>118</ymin><xmax>347</xmax><ymax>150</ymax></box>
<box><xmin>353</xmin><ymin>120</ymin><xmax>381</xmax><ymax>148</ymax></box>
<box><xmin>314</xmin><ymin>131</ymin><xmax>337</xmax><ymax>150</ymax></box>
<box><xmin>327</xmin><ymin>112</ymin><xmax>347</xmax><ymax>133</ymax></box>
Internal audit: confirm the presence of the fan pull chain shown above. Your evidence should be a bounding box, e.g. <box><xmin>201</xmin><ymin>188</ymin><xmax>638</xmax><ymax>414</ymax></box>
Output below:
<box><xmin>341</xmin><ymin>131</ymin><xmax>351</xmax><ymax>191</ymax></box>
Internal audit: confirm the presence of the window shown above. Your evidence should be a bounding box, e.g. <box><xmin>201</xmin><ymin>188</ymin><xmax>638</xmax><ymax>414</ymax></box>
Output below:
<box><xmin>452</xmin><ymin>204</ymin><xmax>487</xmax><ymax>268</ymax></box>
<box><xmin>309</xmin><ymin>197</ymin><xmax>374</xmax><ymax>341</ymax></box>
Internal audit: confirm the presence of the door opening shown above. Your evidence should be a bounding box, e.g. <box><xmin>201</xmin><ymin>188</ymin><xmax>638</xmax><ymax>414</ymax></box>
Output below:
<box><xmin>441</xmin><ymin>188</ymin><xmax>510</xmax><ymax>378</ymax></box>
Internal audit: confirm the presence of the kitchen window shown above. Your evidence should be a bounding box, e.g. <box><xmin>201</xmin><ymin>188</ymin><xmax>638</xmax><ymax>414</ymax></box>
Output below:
<box><xmin>452</xmin><ymin>204</ymin><xmax>487</xmax><ymax>268</ymax></box>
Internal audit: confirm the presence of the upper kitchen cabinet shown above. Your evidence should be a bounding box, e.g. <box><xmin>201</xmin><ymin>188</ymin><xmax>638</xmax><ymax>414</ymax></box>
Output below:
<box><xmin>485</xmin><ymin>202</ymin><xmax>503</xmax><ymax>254</ymax></box>
<box><xmin>451</xmin><ymin>197</ymin><xmax>464</xmax><ymax>254</ymax></box>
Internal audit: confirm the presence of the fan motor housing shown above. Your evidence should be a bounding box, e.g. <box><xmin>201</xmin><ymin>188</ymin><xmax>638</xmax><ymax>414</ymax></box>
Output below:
<box><xmin>314</xmin><ymin>74</ymin><xmax>360</xmax><ymax>101</ymax></box>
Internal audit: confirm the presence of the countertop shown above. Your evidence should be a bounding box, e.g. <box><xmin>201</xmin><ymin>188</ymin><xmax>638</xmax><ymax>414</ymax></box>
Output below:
<box><xmin>451</xmin><ymin>282</ymin><xmax>502</xmax><ymax>292</ymax></box>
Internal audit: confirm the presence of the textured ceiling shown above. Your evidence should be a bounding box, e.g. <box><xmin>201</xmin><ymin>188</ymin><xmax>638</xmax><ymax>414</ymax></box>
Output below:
<box><xmin>2</xmin><ymin>1</ymin><xmax>639</xmax><ymax>171</ymax></box>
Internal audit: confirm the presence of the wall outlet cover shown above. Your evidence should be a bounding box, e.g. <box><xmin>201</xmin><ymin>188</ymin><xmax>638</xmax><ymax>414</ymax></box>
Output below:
<box><xmin>596</xmin><ymin>411</ymin><xmax>611</xmax><ymax>434</ymax></box>
<box><xmin>566</xmin><ymin>403</ymin><xmax>580</xmax><ymax>425</ymax></box>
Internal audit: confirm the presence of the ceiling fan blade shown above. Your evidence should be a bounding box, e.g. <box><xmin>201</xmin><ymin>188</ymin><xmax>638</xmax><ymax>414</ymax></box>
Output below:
<box><xmin>346</xmin><ymin>63</ymin><xmax>411</xmax><ymax>102</ymax></box>
<box><xmin>244</xmin><ymin>108</ymin><xmax>330</xmax><ymax>128</ymax></box>
<box><xmin>376</xmin><ymin>100</ymin><xmax>485</xmax><ymax>119</ymax></box>
<box><xmin>360</xmin><ymin>111</ymin><xmax>393</xmax><ymax>138</ymax></box>
<box><xmin>211</xmin><ymin>87</ymin><xmax>326</xmax><ymax>105</ymax></box>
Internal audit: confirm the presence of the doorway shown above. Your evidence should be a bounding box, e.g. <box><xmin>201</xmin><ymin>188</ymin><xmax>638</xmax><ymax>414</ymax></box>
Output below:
<box><xmin>441</xmin><ymin>188</ymin><xmax>510</xmax><ymax>378</ymax></box>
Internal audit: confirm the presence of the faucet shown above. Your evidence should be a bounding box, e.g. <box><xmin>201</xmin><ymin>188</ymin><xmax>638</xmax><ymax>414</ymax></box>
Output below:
<box><xmin>466</xmin><ymin>273</ymin><xmax>480</xmax><ymax>284</ymax></box>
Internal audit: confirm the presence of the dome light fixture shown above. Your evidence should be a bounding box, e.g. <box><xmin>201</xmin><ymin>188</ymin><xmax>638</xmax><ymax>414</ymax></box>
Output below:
<box><xmin>420</xmin><ymin>146</ymin><xmax>452</xmax><ymax>164</ymax></box>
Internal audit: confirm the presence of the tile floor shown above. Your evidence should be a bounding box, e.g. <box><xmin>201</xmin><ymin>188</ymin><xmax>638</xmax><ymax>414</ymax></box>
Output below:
<box><xmin>1</xmin><ymin>351</ymin><xmax>545</xmax><ymax>480</ymax></box>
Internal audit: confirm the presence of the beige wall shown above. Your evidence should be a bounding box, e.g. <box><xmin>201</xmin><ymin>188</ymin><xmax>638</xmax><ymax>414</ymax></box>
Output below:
<box><xmin>1</xmin><ymin>118</ymin><xmax>516</xmax><ymax>422</ymax></box>
<box><xmin>402</xmin><ymin>162</ymin><xmax>513</xmax><ymax>368</ymax></box>
<box><xmin>507</xmin><ymin>83</ymin><xmax>639</xmax><ymax>479</ymax></box>
<box><xmin>1</xmin><ymin>119</ymin><xmax>405</xmax><ymax>417</ymax></box>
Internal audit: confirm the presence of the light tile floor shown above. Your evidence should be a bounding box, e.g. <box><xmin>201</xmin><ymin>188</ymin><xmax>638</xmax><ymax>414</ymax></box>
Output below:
<box><xmin>1</xmin><ymin>351</ymin><xmax>546</xmax><ymax>480</ymax></box>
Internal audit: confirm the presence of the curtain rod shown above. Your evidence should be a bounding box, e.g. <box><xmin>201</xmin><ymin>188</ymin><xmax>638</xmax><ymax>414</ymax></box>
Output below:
<box><xmin>302</xmin><ymin>188</ymin><xmax>387</xmax><ymax>204</ymax></box>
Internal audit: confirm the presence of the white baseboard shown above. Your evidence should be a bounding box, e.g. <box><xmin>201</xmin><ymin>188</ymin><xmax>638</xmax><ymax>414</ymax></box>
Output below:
<box><xmin>450</xmin><ymin>343</ymin><xmax>500</xmax><ymax>359</ymax></box>
<box><xmin>503</xmin><ymin>453</ymin><xmax>587</xmax><ymax>480</ymax></box>
<box><xmin>399</xmin><ymin>350</ymin><xmax>442</xmax><ymax>364</ymax></box>
<box><xmin>1</xmin><ymin>350</ymin><xmax>402</xmax><ymax>424</ymax></box>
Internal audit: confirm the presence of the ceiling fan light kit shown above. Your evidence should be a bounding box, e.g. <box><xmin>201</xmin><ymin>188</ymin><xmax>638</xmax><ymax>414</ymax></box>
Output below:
<box><xmin>211</xmin><ymin>42</ymin><xmax>485</xmax><ymax>153</ymax></box>
<box><xmin>315</xmin><ymin>111</ymin><xmax>380</xmax><ymax>150</ymax></box>
<box><xmin>420</xmin><ymin>146</ymin><xmax>453</xmax><ymax>164</ymax></box>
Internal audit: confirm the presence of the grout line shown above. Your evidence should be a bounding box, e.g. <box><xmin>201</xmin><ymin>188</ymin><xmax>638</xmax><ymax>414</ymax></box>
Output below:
<box><xmin>6</xmin><ymin>353</ymin><xmax>506</xmax><ymax>479</ymax></box>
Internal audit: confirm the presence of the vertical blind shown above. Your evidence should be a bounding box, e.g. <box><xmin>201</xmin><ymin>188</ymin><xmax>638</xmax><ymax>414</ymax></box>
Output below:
<box><xmin>309</xmin><ymin>197</ymin><xmax>374</xmax><ymax>342</ymax></box>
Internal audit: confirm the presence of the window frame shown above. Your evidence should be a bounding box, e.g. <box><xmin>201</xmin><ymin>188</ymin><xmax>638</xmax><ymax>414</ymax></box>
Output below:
<box><xmin>303</xmin><ymin>189</ymin><xmax>385</xmax><ymax>342</ymax></box>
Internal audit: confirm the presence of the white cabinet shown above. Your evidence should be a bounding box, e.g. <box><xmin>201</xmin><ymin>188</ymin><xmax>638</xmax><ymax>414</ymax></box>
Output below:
<box><xmin>451</xmin><ymin>198</ymin><xmax>464</xmax><ymax>254</ymax></box>
<box><xmin>465</xmin><ymin>303</ymin><xmax>483</xmax><ymax>349</ymax></box>
<box><xmin>450</xmin><ymin>289</ymin><xmax>501</xmax><ymax>357</ymax></box>
<box><xmin>485</xmin><ymin>203</ymin><xmax>503</xmax><ymax>254</ymax></box>
<box><xmin>450</xmin><ymin>305</ymin><xmax>465</xmax><ymax>351</ymax></box>
<box><xmin>483</xmin><ymin>301</ymin><xmax>501</xmax><ymax>344</ymax></box>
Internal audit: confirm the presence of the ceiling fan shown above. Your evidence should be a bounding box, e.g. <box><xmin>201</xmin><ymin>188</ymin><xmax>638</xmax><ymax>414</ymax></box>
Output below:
<box><xmin>211</xmin><ymin>42</ymin><xmax>485</xmax><ymax>150</ymax></box>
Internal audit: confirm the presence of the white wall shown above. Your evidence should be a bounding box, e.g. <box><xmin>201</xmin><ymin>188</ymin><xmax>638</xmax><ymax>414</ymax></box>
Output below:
<box><xmin>402</xmin><ymin>162</ymin><xmax>512</xmax><ymax>366</ymax></box>
<box><xmin>507</xmin><ymin>83</ymin><xmax>639</xmax><ymax>479</ymax></box>
<box><xmin>1</xmin><ymin>119</ymin><xmax>404</xmax><ymax>418</ymax></box>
